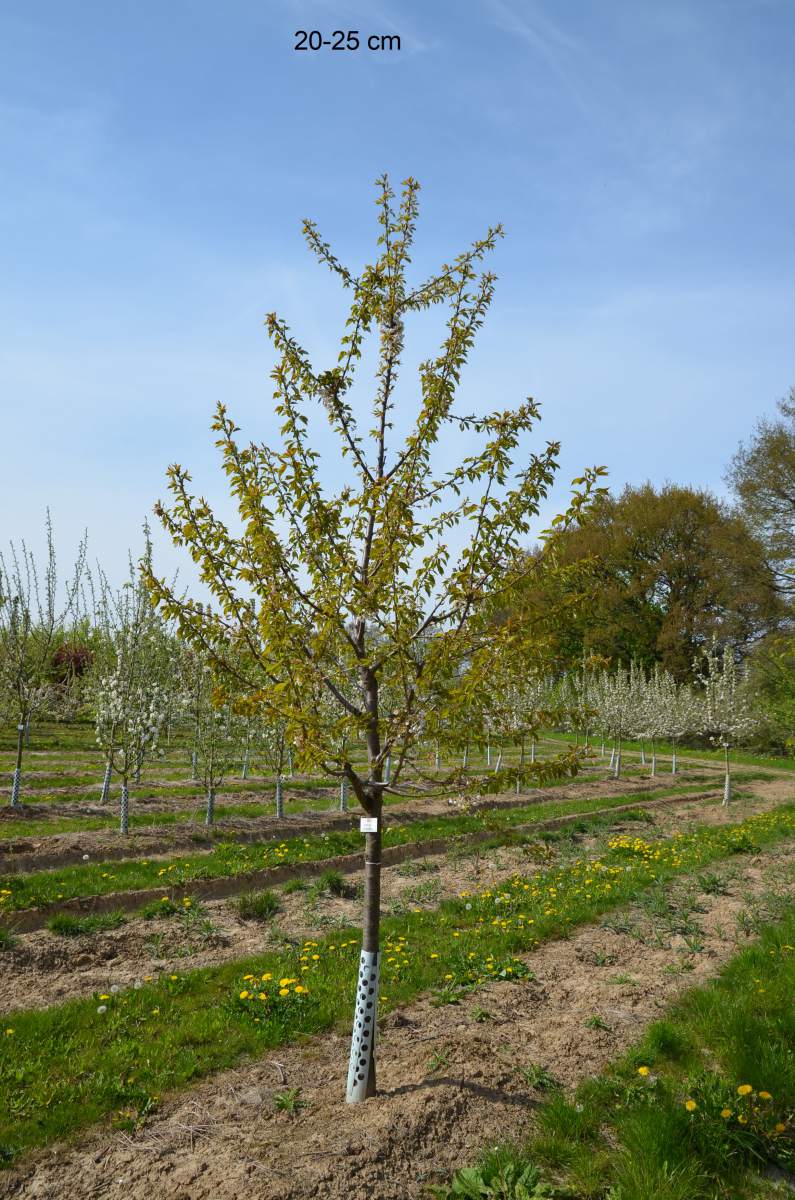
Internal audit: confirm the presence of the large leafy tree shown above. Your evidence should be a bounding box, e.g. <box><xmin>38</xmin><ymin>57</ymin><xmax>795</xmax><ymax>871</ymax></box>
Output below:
<box><xmin>148</xmin><ymin>176</ymin><xmax>604</xmax><ymax>1102</ymax></box>
<box><xmin>507</xmin><ymin>483</ymin><xmax>782</xmax><ymax>679</ymax></box>
<box><xmin>726</xmin><ymin>389</ymin><xmax>795</xmax><ymax>596</ymax></box>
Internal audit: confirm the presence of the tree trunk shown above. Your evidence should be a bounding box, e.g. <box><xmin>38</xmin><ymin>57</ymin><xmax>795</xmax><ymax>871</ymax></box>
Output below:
<box><xmin>10</xmin><ymin>723</ymin><xmax>24</xmax><ymax>808</ymax></box>
<box><xmin>462</xmin><ymin>743</ymin><xmax>469</xmax><ymax>770</ymax></box>
<box><xmin>340</xmin><ymin>776</ymin><xmax>349</xmax><ymax>811</ymax></box>
<box><xmin>614</xmin><ymin>736</ymin><xmax>622</xmax><ymax>779</ymax></box>
<box><xmin>486</xmin><ymin>737</ymin><xmax>491</xmax><ymax>768</ymax></box>
<box><xmin>494</xmin><ymin>749</ymin><xmax>503</xmax><ymax>773</ymax></box>
<box><xmin>242</xmin><ymin>748</ymin><xmax>249</xmax><ymax>780</ymax></box>
<box><xmin>205</xmin><ymin>788</ymin><xmax>216</xmax><ymax>825</ymax></box>
<box><xmin>275</xmin><ymin>776</ymin><xmax>284</xmax><ymax>818</ymax></box>
<box><xmin>347</xmin><ymin>788</ymin><xmax>382</xmax><ymax>1103</ymax></box>
<box><xmin>191</xmin><ymin>749</ymin><xmax>198</xmax><ymax>782</ymax></box>
<box><xmin>722</xmin><ymin>744</ymin><xmax>731</xmax><ymax>806</ymax></box>
<box><xmin>100</xmin><ymin>759</ymin><xmax>112</xmax><ymax>804</ymax></box>
<box><xmin>24</xmin><ymin>719</ymin><xmax>31</xmax><ymax>749</ymax></box>
<box><xmin>530</xmin><ymin>737</ymin><xmax>536</xmax><ymax>765</ymax></box>
<box><xmin>640</xmin><ymin>741</ymin><xmax>646</xmax><ymax>766</ymax></box>
<box><xmin>650</xmin><ymin>741</ymin><xmax>656</xmax><ymax>778</ymax></box>
<box><xmin>671</xmin><ymin>742</ymin><xmax>677</xmax><ymax>775</ymax></box>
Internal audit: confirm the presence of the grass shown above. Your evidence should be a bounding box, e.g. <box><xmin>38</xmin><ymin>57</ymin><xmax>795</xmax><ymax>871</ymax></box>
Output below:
<box><xmin>541</xmin><ymin>729</ymin><xmax>795</xmax><ymax>773</ymax></box>
<box><xmin>0</xmin><ymin>780</ymin><xmax>719</xmax><ymax>914</ymax></box>
<box><xmin>436</xmin><ymin>905</ymin><xmax>795</xmax><ymax>1200</ymax></box>
<box><xmin>235</xmin><ymin>889</ymin><xmax>280</xmax><ymax>921</ymax></box>
<box><xmin>1</xmin><ymin>806</ymin><xmax>794</xmax><ymax>1161</ymax></box>
<box><xmin>45</xmin><ymin>910</ymin><xmax>127</xmax><ymax>937</ymax></box>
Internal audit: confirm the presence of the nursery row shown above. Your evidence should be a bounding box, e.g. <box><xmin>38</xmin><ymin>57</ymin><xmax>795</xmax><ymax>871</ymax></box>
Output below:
<box><xmin>1</xmin><ymin>802</ymin><xmax>793</xmax><ymax>1160</ymax></box>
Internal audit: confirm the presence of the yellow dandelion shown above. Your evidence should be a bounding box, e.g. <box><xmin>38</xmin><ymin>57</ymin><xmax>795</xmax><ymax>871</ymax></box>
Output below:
<box><xmin>685</xmin><ymin>1099</ymin><xmax>697</xmax><ymax>1112</ymax></box>
<box><xmin>637</xmin><ymin>1066</ymin><xmax>650</xmax><ymax>1077</ymax></box>
<box><xmin>737</xmin><ymin>1084</ymin><xmax>753</xmax><ymax>1096</ymax></box>
<box><xmin>278</xmin><ymin>987</ymin><xmax>290</xmax><ymax>997</ymax></box>
<box><xmin>720</xmin><ymin>1109</ymin><xmax>732</xmax><ymax>1119</ymax></box>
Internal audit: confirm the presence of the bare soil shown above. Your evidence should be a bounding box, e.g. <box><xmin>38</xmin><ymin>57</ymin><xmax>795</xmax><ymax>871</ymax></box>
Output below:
<box><xmin>3</xmin><ymin>800</ymin><xmax>793</xmax><ymax>1200</ymax></box>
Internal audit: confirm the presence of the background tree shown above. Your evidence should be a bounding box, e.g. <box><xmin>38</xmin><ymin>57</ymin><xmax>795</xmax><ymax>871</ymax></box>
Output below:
<box><xmin>149</xmin><ymin>176</ymin><xmax>605</xmax><ymax>1103</ymax></box>
<box><xmin>726</xmin><ymin>389</ymin><xmax>795</xmax><ymax>597</ymax></box>
<box><xmin>0</xmin><ymin>515</ymin><xmax>85</xmax><ymax>806</ymax></box>
<box><xmin>505</xmin><ymin>484</ymin><xmax>782</xmax><ymax>678</ymax></box>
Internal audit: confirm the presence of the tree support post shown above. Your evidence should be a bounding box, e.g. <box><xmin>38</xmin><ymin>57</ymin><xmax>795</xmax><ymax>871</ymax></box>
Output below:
<box><xmin>347</xmin><ymin>790</ymin><xmax>382</xmax><ymax>1103</ymax></box>
<box><xmin>100</xmin><ymin>760</ymin><xmax>112</xmax><ymax>804</ymax></box>
<box><xmin>11</xmin><ymin>724</ymin><xmax>24</xmax><ymax>808</ymax></box>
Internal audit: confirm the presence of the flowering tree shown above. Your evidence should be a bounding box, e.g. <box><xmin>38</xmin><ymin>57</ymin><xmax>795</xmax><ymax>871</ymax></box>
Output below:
<box><xmin>179</xmin><ymin>650</ymin><xmax>241</xmax><ymax>825</ymax></box>
<box><xmin>590</xmin><ymin>666</ymin><xmax>639</xmax><ymax>778</ymax></box>
<box><xmin>697</xmin><ymin>642</ymin><xmax>758</xmax><ymax>804</ymax></box>
<box><xmin>90</xmin><ymin>532</ymin><xmax>174</xmax><ymax>830</ymax></box>
<box><xmin>0</xmin><ymin>515</ymin><xmax>86</xmax><ymax>806</ymax></box>
<box><xmin>148</xmin><ymin>177</ymin><xmax>605</xmax><ymax>1102</ymax></box>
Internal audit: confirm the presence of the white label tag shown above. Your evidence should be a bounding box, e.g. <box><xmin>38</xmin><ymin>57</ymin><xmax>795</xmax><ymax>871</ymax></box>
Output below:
<box><xmin>360</xmin><ymin>817</ymin><xmax>378</xmax><ymax>833</ymax></box>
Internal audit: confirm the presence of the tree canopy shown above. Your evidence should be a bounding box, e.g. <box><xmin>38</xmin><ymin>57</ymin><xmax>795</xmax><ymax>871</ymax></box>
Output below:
<box><xmin>504</xmin><ymin>482</ymin><xmax>783</xmax><ymax>679</ymax></box>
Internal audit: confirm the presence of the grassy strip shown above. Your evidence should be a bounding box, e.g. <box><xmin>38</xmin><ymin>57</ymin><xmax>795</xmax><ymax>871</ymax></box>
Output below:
<box><xmin>437</xmin><ymin>905</ymin><xmax>795</xmax><ymax>1200</ymax></box>
<box><xmin>1</xmin><ymin>806</ymin><xmax>794</xmax><ymax>1161</ymax></box>
<box><xmin>0</xmin><ymin>782</ymin><xmax>716</xmax><ymax>912</ymax></box>
<box><xmin>542</xmin><ymin>728</ymin><xmax>795</xmax><ymax>773</ymax></box>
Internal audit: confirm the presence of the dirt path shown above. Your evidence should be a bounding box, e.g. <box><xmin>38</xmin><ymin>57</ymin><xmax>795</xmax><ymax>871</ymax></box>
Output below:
<box><xmin>2</xmin><ymin>792</ymin><xmax>794</xmax><ymax>1200</ymax></box>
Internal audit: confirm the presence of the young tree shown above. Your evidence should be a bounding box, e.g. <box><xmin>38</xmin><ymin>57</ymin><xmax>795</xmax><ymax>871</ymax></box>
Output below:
<box><xmin>0</xmin><ymin>515</ymin><xmax>85</xmax><ymax>806</ymax></box>
<box><xmin>697</xmin><ymin>642</ymin><xmax>758</xmax><ymax>804</ymax></box>
<box><xmin>90</xmin><ymin>532</ymin><xmax>174</xmax><ymax>829</ymax></box>
<box><xmin>179</xmin><ymin>649</ymin><xmax>240</xmax><ymax>825</ymax></box>
<box><xmin>148</xmin><ymin>177</ymin><xmax>605</xmax><ymax>1102</ymax></box>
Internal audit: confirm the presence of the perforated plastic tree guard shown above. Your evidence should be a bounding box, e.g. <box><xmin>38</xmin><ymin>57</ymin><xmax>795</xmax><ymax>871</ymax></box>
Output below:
<box><xmin>10</xmin><ymin>768</ymin><xmax>21</xmax><ymax>808</ymax></box>
<box><xmin>120</xmin><ymin>784</ymin><xmax>129</xmax><ymax>834</ymax></box>
<box><xmin>346</xmin><ymin>949</ymin><xmax>380</xmax><ymax>1103</ymax></box>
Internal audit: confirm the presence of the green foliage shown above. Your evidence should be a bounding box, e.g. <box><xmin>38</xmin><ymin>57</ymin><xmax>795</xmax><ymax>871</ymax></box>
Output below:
<box><xmin>147</xmin><ymin>176</ymin><xmax>606</xmax><ymax>808</ymax></box>
<box><xmin>314</xmin><ymin>869</ymin><xmax>349</xmax><ymax>897</ymax></box>
<box><xmin>434</xmin><ymin>1145</ymin><xmax>574</xmax><ymax>1199</ymax></box>
<box><xmin>273</xmin><ymin>1087</ymin><xmax>309</xmax><ymax>1115</ymax></box>
<box><xmin>506</xmin><ymin>483</ymin><xmax>782</xmax><ymax>679</ymax></box>
<box><xmin>46</xmin><ymin>910</ymin><xmax>126</xmax><ymax>936</ymax></box>
<box><xmin>235</xmin><ymin>889</ymin><xmax>280</xmax><ymax>921</ymax></box>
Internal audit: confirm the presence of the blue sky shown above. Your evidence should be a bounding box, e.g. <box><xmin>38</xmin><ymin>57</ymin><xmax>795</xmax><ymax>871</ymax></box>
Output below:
<box><xmin>1</xmin><ymin>0</ymin><xmax>794</xmax><ymax>584</ymax></box>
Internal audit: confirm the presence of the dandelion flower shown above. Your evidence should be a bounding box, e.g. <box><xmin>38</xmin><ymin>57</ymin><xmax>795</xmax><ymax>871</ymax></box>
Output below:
<box><xmin>720</xmin><ymin>1109</ymin><xmax>732</xmax><ymax>1119</ymax></box>
<box><xmin>637</xmin><ymin>1066</ymin><xmax>650</xmax><ymax>1077</ymax></box>
<box><xmin>737</xmin><ymin>1084</ymin><xmax>753</xmax><ymax>1096</ymax></box>
<box><xmin>759</xmin><ymin>1091</ymin><xmax>772</xmax><ymax>1101</ymax></box>
<box><xmin>278</xmin><ymin>987</ymin><xmax>290</xmax><ymax>997</ymax></box>
<box><xmin>685</xmin><ymin>1099</ymin><xmax>697</xmax><ymax>1112</ymax></box>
